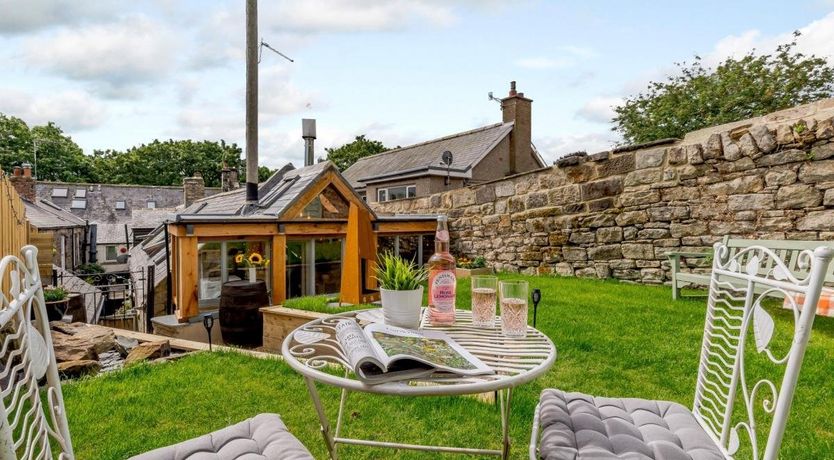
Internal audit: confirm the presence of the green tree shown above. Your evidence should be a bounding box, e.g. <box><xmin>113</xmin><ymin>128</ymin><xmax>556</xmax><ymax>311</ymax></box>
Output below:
<box><xmin>613</xmin><ymin>33</ymin><xmax>834</xmax><ymax>144</ymax></box>
<box><xmin>325</xmin><ymin>135</ymin><xmax>388</xmax><ymax>171</ymax></box>
<box><xmin>256</xmin><ymin>165</ymin><xmax>274</xmax><ymax>182</ymax></box>
<box><xmin>0</xmin><ymin>114</ymin><xmax>96</xmax><ymax>182</ymax></box>
<box><xmin>92</xmin><ymin>139</ymin><xmax>245</xmax><ymax>187</ymax></box>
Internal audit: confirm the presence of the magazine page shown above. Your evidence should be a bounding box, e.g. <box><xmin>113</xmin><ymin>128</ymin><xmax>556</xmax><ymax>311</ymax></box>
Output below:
<box><xmin>363</xmin><ymin>323</ymin><xmax>493</xmax><ymax>376</ymax></box>
<box><xmin>334</xmin><ymin>320</ymin><xmax>384</xmax><ymax>372</ymax></box>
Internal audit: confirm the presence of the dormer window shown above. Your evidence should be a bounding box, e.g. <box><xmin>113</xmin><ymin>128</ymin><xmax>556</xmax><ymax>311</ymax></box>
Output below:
<box><xmin>52</xmin><ymin>188</ymin><xmax>68</xmax><ymax>198</ymax></box>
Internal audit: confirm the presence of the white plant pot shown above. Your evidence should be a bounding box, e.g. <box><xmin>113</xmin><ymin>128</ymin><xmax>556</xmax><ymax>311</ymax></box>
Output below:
<box><xmin>248</xmin><ymin>267</ymin><xmax>257</xmax><ymax>283</ymax></box>
<box><xmin>380</xmin><ymin>286</ymin><xmax>424</xmax><ymax>329</ymax></box>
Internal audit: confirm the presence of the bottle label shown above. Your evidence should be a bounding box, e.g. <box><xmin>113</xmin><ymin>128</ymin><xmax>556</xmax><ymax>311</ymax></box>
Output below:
<box><xmin>429</xmin><ymin>270</ymin><xmax>456</xmax><ymax>312</ymax></box>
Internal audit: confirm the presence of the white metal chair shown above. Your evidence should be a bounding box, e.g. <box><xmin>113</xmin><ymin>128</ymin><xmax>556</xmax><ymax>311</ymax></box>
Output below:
<box><xmin>1</xmin><ymin>246</ymin><xmax>313</xmax><ymax>460</ymax></box>
<box><xmin>530</xmin><ymin>242</ymin><xmax>834</xmax><ymax>460</ymax></box>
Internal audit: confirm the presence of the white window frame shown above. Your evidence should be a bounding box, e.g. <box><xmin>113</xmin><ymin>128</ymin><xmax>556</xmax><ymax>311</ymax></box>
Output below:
<box><xmin>51</xmin><ymin>188</ymin><xmax>68</xmax><ymax>198</ymax></box>
<box><xmin>377</xmin><ymin>185</ymin><xmax>416</xmax><ymax>202</ymax></box>
<box><xmin>105</xmin><ymin>245</ymin><xmax>118</xmax><ymax>261</ymax></box>
<box><xmin>147</xmin><ymin>200</ymin><xmax>156</xmax><ymax>209</ymax></box>
<box><xmin>74</xmin><ymin>189</ymin><xmax>86</xmax><ymax>198</ymax></box>
<box><xmin>115</xmin><ymin>200</ymin><xmax>126</xmax><ymax>210</ymax></box>
<box><xmin>70</xmin><ymin>199</ymin><xmax>86</xmax><ymax>209</ymax></box>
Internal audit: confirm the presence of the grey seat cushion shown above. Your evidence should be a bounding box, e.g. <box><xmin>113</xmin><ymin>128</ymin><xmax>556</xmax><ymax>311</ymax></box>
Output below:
<box><xmin>537</xmin><ymin>390</ymin><xmax>725</xmax><ymax>460</ymax></box>
<box><xmin>130</xmin><ymin>413</ymin><xmax>313</xmax><ymax>460</ymax></box>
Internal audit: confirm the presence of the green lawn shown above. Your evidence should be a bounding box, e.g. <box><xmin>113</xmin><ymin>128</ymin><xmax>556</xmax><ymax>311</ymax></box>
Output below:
<box><xmin>63</xmin><ymin>275</ymin><xmax>834</xmax><ymax>459</ymax></box>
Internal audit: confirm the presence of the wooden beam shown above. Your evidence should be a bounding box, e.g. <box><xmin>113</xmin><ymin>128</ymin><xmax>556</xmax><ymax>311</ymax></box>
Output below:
<box><xmin>175</xmin><ymin>236</ymin><xmax>199</xmax><ymax>322</ymax></box>
<box><xmin>282</xmin><ymin>170</ymin><xmax>336</xmax><ymax>219</ymax></box>
<box><xmin>168</xmin><ymin>223</ymin><xmax>279</xmax><ymax>238</ymax></box>
<box><xmin>281</xmin><ymin>222</ymin><xmax>346</xmax><ymax>235</ymax></box>
<box><xmin>375</xmin><ymin>221</ymin><xmax>436</xmax><ymax>234</ymax></box>
<box><xmin>341</xmin><ymin>203</ymin><xmax>362</xmax><ymax>305</ymax></box>
<box><xmin>282</xmin><ymin>169</ymin><xmax>373</xmax><ymax>220</ymax></box>
<box><xmin>272</xmin><ymin>234</ymin><xmax>286</xmax><ymax>305</ymax></box>
<box><xmin>340</xmin><ymin>203</ymin><xmax>376</xmax><ymax>305</ymax></box>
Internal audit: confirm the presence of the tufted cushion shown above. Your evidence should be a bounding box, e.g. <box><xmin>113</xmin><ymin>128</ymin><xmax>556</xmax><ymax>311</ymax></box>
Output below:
<box><xmin>537</xmin><ymin>390</ymin><xmax>725</xmax><ymax>460</ymax></box>
<box><xmin>130</xmin><ymin>413</ymin><xmax>313</xmax><ymax>460</ymax></box>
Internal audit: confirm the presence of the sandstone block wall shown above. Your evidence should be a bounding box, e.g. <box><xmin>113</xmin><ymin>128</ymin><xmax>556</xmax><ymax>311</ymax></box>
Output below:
<box><xmin>372</xmin><ymin>99</ymin><xmax>834</xmax><ymax>284</ymax></box>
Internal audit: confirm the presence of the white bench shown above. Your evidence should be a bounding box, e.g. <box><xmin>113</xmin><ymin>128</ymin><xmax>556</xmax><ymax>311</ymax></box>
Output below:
<box><xmin>668</xmin><ymin>236</ymin><xmax>834</xmax><ymax>299</ymax></box>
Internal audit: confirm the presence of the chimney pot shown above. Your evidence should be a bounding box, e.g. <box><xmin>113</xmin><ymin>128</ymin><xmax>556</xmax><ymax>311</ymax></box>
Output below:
<box><xmin>302</xmin><ymin>118</ymin><xmax>316</xmax><ymax>167</ymax></box>
<box><xmin>500</xmin><ymin>81</ymin><xmax>532</xmax><ymax>176</ymax></box>
<box><xmin>9</xmin><ymin>163</ymin><xmax>36</xmax><ymax>201</ymax></box>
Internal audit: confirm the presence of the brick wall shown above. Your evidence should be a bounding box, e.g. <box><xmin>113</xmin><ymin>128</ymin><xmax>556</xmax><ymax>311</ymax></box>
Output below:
<box><xmin>372</xmin><ymin>99</ymin><xmax>834</xmax><ymax>284</ymax></box>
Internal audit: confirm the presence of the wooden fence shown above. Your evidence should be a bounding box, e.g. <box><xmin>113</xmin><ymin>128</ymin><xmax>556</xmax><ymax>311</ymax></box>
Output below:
<box><xmin>1</xmin><ymin>171</ymin><xmax>30</xmax><ymax>259</ymax></box>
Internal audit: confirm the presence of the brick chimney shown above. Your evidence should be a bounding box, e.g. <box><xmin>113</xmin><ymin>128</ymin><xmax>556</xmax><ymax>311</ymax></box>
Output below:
<box><xmin>183</xmin><ymin>172</ymin><xmax>205</xmax><ymax>207</ymax></box>
<box><xmin>501</xmin><ymin>81</ymin><xmax>532</xmax><ymax>175</ymax></box>
<box><xmin>9</xmin><ymin>163</ymin><xmax>36</xmax><ymax>201</ymax></box>
<box><xmin>220</xmin><ymin>164</ymin><xmax>240</xmax><ymax>192</ymax></box>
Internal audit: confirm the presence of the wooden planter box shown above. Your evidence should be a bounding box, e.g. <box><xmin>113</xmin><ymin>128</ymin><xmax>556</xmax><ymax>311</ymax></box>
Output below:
<box><xmin>260</xmin><ymin>306</ymin><xmax>327</xmax><ymax>353</ymax></box>
<box><xmin>455</xmin><ymin>267</ymin><xmax>493</xmax><ymax>279</ymax></box>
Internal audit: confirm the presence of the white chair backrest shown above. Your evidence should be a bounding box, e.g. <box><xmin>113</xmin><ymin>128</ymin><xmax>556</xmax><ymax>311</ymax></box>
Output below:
<box><xmin>693</xmin><ymin>242</ymin><xmax>833</xmax><ymax>460</ymax></box>
<box><xmin>0</xmin><ymin>246</ymin><xmax>74</xmax><ymax>459</ymax></box>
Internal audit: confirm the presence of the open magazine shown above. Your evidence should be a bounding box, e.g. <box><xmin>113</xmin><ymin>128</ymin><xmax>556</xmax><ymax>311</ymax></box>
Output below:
<box><xmin>334</xmin><ymin>320</ymin><xmax>493</xmax><ymax>384</ymax></box>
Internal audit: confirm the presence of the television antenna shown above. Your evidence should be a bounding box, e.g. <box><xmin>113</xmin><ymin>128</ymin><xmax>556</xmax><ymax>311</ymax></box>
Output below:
<box><xmin>488</xmin><ymin>91</ymin><xmax>501</xmax><ymax>107</ymax></box>
<box><xmin>259</xmin><ymin>39</ymin><xmax>294</xmax><ymax>63</ymax></box>
<box><xmin>440</xmin><ymin>150</ymin><xmax>454</xmax><ymax>185</ymax></box>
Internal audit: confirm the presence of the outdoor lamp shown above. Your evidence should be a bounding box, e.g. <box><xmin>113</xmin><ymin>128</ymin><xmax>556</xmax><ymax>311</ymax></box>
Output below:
<box><xmin>531</xmin><ymin>288</ymin><xmax>542</xmax><ymax>328</ymax></box>
<box><xmin>202</xmin><ymin>313</ymin><xmax>215</xmax><ymax>351</ymax></box>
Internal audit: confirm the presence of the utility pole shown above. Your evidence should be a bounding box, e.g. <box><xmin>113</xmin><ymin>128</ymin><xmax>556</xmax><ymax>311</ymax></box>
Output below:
<box><xmin>245</xmin><ymin>0</ymin><xmax>259</xmax><ymax>204</ymax></box>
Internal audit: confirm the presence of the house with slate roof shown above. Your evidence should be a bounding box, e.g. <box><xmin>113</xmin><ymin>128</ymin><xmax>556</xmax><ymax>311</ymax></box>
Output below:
<box><xmin>163</xmin><ymin>160</ymin><xmax>436</xmax><ymax>324</ymax></box>
<box><xmin>21</xmin><ymin>197</ymin><xmax>87</xmax><ymax>270</ymax></box>
<box><xmin>343</xmin><ymin>81</ymin><xmax>546</xmax><ymax>203</ymax></box>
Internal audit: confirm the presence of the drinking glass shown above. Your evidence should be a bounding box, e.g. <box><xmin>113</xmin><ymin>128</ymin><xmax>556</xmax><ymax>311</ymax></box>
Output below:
<box><xmin>499</xmin><ymin>280</ymin><xmax>529</xmax><ymax>337</ymax></box>
<box><xmin>470</xmin><ymin>275</ymin><xmax>497</xmax><ymax>328</ymax></box>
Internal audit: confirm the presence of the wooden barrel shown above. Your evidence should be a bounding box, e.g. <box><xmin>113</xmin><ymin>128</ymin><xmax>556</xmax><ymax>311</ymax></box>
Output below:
<box><xmin>219</xmin><ymin>280</ymin><xmax>267</xmax><ymax>347</ymax></box>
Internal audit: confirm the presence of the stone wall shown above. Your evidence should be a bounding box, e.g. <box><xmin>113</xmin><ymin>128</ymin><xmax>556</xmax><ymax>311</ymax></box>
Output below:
<box><xmin>372</xmin><ymin>99</ymin><xmax>834</xmax><ymax>284</ymax></box>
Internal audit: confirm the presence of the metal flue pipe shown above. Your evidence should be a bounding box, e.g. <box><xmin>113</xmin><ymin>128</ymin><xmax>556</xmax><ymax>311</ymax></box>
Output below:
<box><xmin>245</xmin><ymin>0</ymin><xmax>259</xmax><ymax>203</ymax></box>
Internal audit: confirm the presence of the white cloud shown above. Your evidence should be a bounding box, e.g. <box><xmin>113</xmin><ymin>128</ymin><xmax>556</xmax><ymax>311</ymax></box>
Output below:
<box><xmin>0</xmin><ymin>88</ymin><xmax>106</xmax><ymax>130</ymax></box>
<box><xmin>576</xmin><ymin>96</ymin><xmax>622</xmax><ymax>124</ymax></box>
<box><xmin>0</xmin><ymin>0</ymin><xmax>118</xmax><ymax>35</ymax></box>
<box><xmin>263</xmin><ymin>0</ymin><xmax>456</xmax><ymax>34</ymax></box>
<box><xmin>259</xmin><ymin>65</ymin><xmax>324</xmax><ymax>116</ymax></box>
<box><xmin>23</xmin><ymin>15</ymin><xmax>179</xmax><ymax>95</ymax></box>
<box><xmin>536</xmin><ymin>131</ymin><xmax>620</xmax><ymax>161</ymax></box>
<box><xmin>705</xmin><ymin>13</ymin><xmax>834</xmax><ymax>66</ymax></box>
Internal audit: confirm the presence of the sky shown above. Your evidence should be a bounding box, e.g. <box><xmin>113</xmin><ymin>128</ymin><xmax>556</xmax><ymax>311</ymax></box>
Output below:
<box><xmin>1</xmin><ymin>1</ymin><xmax>834</xmax><ymax>169</ymax></box>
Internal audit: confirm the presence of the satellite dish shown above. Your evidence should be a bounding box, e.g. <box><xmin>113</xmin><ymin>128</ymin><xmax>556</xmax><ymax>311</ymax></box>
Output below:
<box><xmin>441</xmin><ymin>150</ymin><xmax>453</xmax><ymax>166</ymax></box>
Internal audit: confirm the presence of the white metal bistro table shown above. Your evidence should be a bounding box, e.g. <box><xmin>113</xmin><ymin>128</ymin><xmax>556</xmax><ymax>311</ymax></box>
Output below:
<box><xmin>281</xmin><ymin>308</ymin><xmax>557</xmax><ymax>459</ymax></box>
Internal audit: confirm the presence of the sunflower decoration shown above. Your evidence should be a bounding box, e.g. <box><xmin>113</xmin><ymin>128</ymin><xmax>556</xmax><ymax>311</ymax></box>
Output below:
<box><xmin>239</xmin><ymin>251</ymin><xmax>270</xmax><ymax>268</ymax></box>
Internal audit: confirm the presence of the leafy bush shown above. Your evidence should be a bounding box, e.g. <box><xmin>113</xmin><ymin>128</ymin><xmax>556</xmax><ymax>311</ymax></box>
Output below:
<box><xmin>457</xmin><ymin>256</ymin><xmax>487</xmax><ymax>269</ymax></box>
<box><xmin>43</xmin><ymin>287</ymin><xmax>68</xmax><ymax>302</ymax></box>
<box><xmin>76</xmin><ymin>263</ymin><xmax>105</xmax><ymax>275</ymax></box>
<box><xmin>374</xmin><ymin>252</ymin><xmax>427</xmax><ymax>291</ymax></box>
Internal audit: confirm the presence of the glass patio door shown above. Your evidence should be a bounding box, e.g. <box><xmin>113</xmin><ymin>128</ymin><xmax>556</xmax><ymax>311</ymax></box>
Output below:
<box><xmin>286</xmin><ymin>238</ymin><xmax>343</xmax><ymax>298</ymax></box>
